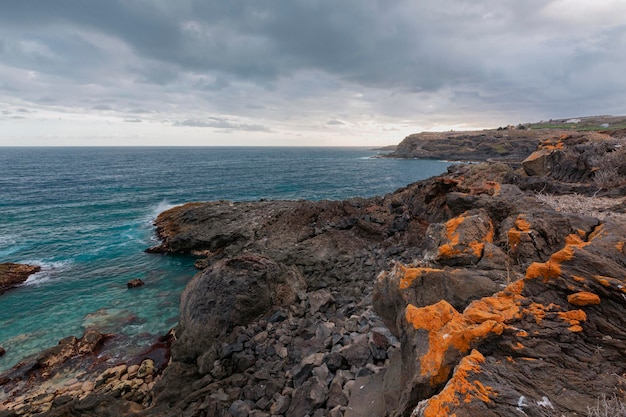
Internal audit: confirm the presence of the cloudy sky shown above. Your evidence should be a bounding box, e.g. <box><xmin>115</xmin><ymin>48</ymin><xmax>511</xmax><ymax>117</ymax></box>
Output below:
<box><xmin>1</xmin><ymin>0</ymin><xmax>625</xmax><ymax>146</ymax></box>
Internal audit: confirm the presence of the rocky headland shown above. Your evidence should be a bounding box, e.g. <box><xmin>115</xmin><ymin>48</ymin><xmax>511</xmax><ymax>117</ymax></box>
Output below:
<box><xmin>386</xmin><ymin>129</ymin><xmax>542</xmax><ymax>163</ymax></box>
<box><xmin>1</xmin><ymin>129</ymin><xmax>625</xmax><ymax>417</ymax></box>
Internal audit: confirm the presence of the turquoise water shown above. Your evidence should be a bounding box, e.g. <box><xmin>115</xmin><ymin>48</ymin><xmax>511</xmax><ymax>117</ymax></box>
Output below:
<box><xmin>0</xmin><ymin>147</ymin><xmax>450</xmax><ymax>371</ymax></box>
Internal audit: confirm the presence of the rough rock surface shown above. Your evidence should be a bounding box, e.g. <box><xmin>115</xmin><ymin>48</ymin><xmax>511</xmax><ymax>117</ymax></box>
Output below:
<box><xmin>0</xmin><ymin>263</ymin><xmax>41</xmax><ymax>294</ymax></box>
<box><xmin>387</xmin><ymin>129</ymin><xmax>542</xmax><ymax>162</ymax></box>
<box><xmin>2</xmin><ymin>131</ymin><xmax>625</xmax><ymax>417</ymax></box>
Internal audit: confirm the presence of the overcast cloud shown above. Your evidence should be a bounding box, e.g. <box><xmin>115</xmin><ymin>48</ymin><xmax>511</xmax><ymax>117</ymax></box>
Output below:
<box><xmin>1</xmin><ymin>0</ymin><xmax>625</xmax><ymax>146</ymax></box>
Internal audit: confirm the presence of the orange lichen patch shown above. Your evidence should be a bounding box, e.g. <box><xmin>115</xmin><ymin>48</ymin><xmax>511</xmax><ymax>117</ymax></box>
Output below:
<box><xmin>540</xmin><ymin>140</ymin><xmax>565</xmax><ymax>151</ymax></box>
<box><xmin>558</xmin><ymin>309</ymin><xmax>587</xmax><ymax>322</ymax></box>
<box><xmin>405</xmin><ymin>300</ymin><xmax>459</xmax><ymax>333</ymax></box>
<box><xmin>588</xmin><ymin>224</ymin><xmax>605</xmax><ymax>241</ymax></box>
<box><xmin>437</xmin><ymin>243</ymin><xmax>462</xmax><ymax>259</ymax></box>
<box><xmin>617</xmin><ymin>241</ymin><xmax>624</xmax><ymax>252</ymax></box>
<box><xmin>437</xmin><ymin>213</ymin><xmax>494</xmax><ymax>262</ymax></box>
<box><xmin>525</xmin><ymin>261</ymin><xmax>562</xmax><ymax>281</ymax></box>
<box><xmin>405</xmin><ymin>301</ymin><xmax>503</xmax><ymax>385</ymax></box>
<box><xmin>558</xmin><ymin>310</ymin><xmax>587</xmax><ymax>333</ymax></box>
<box><xmin>465</xmin><ymin>294</ymin><xmax>522</xmax><ymax>324</ymax></box>
<box><xmin>524</xmin><ymin>303</ymin><xmax>548</xmax><ymax>323</ymax></box>
<box><xmin>485</xmin><ymin>223</ymin><xmax>495</xmax><ymax>244</ymax></box>
<box><xmin>525</xmin><ymin>243</ymin><xmax>581</xmax><ymax>281</ymax></box>
<box><xmin>572</xmin><ymin>275</ymin><xmax>587</xmax><ymax>283</ymax></box>
<box><xmin>445</xmin><ymin>215</ymin><xmax>467</xmax><ymax>245</ymax></box>
<box><xmin>593</xmin><ymin>275</ymin><xmax>617</xmax><ymax>287</ymax></box>
<box><xmin>576</xmin><ymin>229</ymin><xmax>587</xmax><ymax>238</ymax></box>
<box><xmin>511</xmin><ymin>342</ymin><xmax>525</xmax><ymax>351</ymax></box>
<box><xmin>469</xmin><ymin>241</ymin><xmax>485</xmax><ymax>258</ymax></box>
<box><xmin>398</xmin><ymin>266</ymin><xmax>445</xmax><ymax>289</ymax></box>
<box><xmin>514</xmin><ymin>216</ymin><xmax>532</xmax><ymax>232</ymax></box>
<box><xmin>567</xmin><ymin>292</ymin><xmax>601</xmax><ymax>306</ymax></box>
<box><xmin>486</xmin><ymin>181</ymin><xmax>501</xmax><ymax>196</ymax></box>
<box><xmin>422</xmin><ymin>350</ymin><xmax>497</xmax><ymax>417</ymax></box>
<box><xmin>516</xmin><ymin>330</ymin><xmax>528</xmax><ymax>337</ymax></box>
<box><xmin>565</xmin><ymin>233</ymin><xmax>591</xmax><ymax>248</ymax></box>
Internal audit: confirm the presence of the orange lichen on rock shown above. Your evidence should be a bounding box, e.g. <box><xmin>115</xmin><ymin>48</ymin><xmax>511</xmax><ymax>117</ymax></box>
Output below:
<box><xmin>565</xmin><ymin>233</ymin><xmax>591</xmax><ymax>248</ymax></box>
<box><xmin>558</xmin><ymin>309</ymin><xmax>587</xmax><ymax>323</ymax></box>
<box><xmin>593</xmin><ymin>275</ymin><xmax>616</xmax><ymax>287</ymax></box>
<box><xmin>507</xmin><ymin>215</ymin><xmax>532</xmax><ymax>252</ymax></box>
<box><xmin>445</xmin><ymin>216</ymin><xmax>466</xmax><ymax>245</ymax></box>
<box><xmin>567</xmin><ymin>292</ymin><xmax>601</xmax><ymax>306</ymax></box>
<box><xmin>421</xmin><ymin>350</ymin><xmax>496</xmax><ymax>417</ymax></box>
<box><xmin>525</xmin><ymin>243</ymin><xmax>579</xmax><ymax>281</ymax></box>
<box><xmin>464</xmin><ymin>293</ymin><xmax>522</xmax><ymax>324</ymax></box>
<box><xmin>617</xmin><ymin>241</ymin><xmax>624</xmax><ymax>252</ymax></box>
<box><xmin>525</xmin><ymin>261</ymin><xmax>562</xmax><ymax>280</ymax></box>
<box><xmin>557</xmin><ymin>309</ymin><xmax>587</xmax><ymax>332</ymax></box>
<box><xmin>514</xmin><ymin>216</ymin><xmax>532</xmax><ymax>232</ymax></box>
<box><xmin>524</xmin><ymin>302</ymin><xmax>549</xmax><ymax>324</ymax></box>
<box><xmin>588</xmin><ymin>224</ymin><xmax>605</xmax><ymax>241</ymax></box>
<box><xmin>437</xmin><ymin>212</ymin><xmax>494</xmax><ymax>262</ymax></box>
<box><xmin>405</xmin><ymin>301</ymin><xmax>503</xmax><ymax>386</ymax></box>
<box><xmin>469</xmin><ymin>241</ymin><xmax>485</xmax><ymax>258</ymax></box>
<box><xmin>398</xmin><ymin>266</ymin><xmax>444</xmax><ymax>289</ymax></box>
<box><xmin>485</xmin><ymin>181</ymin><xmax>501</xmax><ymax>196</ymax></box>
<box><xmin>511</xmin><ymin>342</ymin><xmax>525</xmax><ymax>351</ymax></box>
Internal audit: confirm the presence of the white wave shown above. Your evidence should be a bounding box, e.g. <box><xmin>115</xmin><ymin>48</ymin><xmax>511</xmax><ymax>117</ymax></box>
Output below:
<box><xmin>0</xmin><ymin>234</ymin><xmax>21</xmax><ymax>257</ymax></box>
<box><xmin>142</xmin><ymin>199</ymin><xmax>177</xmax><ymax>227</ymax></box>
<box><xmin>20</xmin><ymin>259</ymin><xmax>74</xmax><ymax>286</ymax></box>
<box><xmin>153</xmin><ymin>199</ymin><xmax>176</xmax><ymax>217</ymax></box>
<box><xmin>0</xmin><ymin>234</ymin><xmax>17</xmax><ymax>246</ymax></box>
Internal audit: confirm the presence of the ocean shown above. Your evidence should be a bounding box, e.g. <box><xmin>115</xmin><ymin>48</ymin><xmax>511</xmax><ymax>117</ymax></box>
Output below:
<box><xmin>0</xmin><ymin>147</ymin><xmax>450</xmax><ymax>372</ymax></box>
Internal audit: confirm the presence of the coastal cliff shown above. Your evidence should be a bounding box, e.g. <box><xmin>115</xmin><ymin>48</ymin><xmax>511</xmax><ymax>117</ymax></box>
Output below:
<box><xmin>1</xmin><ymin>130</ymin><xmax>625</xmax><ymax>417</ymax></box>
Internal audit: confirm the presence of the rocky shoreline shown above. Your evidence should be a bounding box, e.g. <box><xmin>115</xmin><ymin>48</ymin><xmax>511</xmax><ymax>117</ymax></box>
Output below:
<box><xmin>1</xmin><ymin>130</ymin><xmax>625</xmax><ymax>416</ymax></box>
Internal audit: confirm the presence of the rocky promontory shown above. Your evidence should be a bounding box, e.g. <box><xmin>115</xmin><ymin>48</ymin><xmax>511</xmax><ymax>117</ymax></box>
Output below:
<box><xmin>1</xmin><ymin>129</ymin><xmax>625</xmax><ymax>417</ymax></box>
<box><xmin>387</xmin><ymin>129</ymin><xmax>543</xmax><ymax>162</ymax></box>
<box><xmin>0</xmin><ymin>263</ymin><xmax>41</xmax><ymax>295</ymax></box>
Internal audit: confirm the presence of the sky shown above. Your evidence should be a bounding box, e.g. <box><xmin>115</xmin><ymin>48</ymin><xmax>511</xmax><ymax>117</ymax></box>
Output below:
<box><xmin>1</xmin><ymin>1</ymin><xmax>625</xmax><ymax>146</ymax></box>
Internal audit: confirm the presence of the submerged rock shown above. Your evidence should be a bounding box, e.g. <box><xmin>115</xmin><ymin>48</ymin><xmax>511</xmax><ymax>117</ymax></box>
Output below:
<box><xmin>126</xmin><ymin>278</ymin><xmax>145</xmax><ymax>288</ymax></box>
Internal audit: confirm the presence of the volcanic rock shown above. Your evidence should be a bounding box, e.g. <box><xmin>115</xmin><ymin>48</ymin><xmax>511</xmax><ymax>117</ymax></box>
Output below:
<box><xmin>0</xmin><ymin>262</ymin><xmax>41</xmax><ymax>294</ymax></box>
<box><xmin>126</xmin><ymin>278</ymin><xmax>145</xmax><ymax>288</ymax></box>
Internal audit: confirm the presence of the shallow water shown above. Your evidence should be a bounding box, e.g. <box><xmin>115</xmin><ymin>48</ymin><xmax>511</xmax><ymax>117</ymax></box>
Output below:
<box><xmin>0</xmin><ymin>147</ymin><xmax>450</xmax><ymax>371</ymax></box>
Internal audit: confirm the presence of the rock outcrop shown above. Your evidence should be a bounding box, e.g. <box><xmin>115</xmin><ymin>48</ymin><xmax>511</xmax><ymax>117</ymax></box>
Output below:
<box><xmin>387</xmin><ymin>130</ymin><xmax>542</xmax><ymax>162</ymax></box>
<box><xmin>0</xmin><ymin>263</ymin><xmax>41</xmax><ymax>294</ymax></box>
<box><xmin>516</xmin><ymin>132</ymin><xmax>626</xmax><ymax>195</ymax></box>
<box><xmin>373</xmin><ymin>211</ymin><xmax>626</xmax><ymax>416</ymax></box>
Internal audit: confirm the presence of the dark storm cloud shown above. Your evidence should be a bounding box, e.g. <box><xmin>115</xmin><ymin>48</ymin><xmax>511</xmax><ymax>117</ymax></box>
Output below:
<box><xmin>0</xmin><ymin>1</ymin><xmax>501</xmax><ymax>90</ymax></box>
<box><xmin>0</xmin><ymin>0</ymin><xmax>625</xmax><ymax>135</ymax></box>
